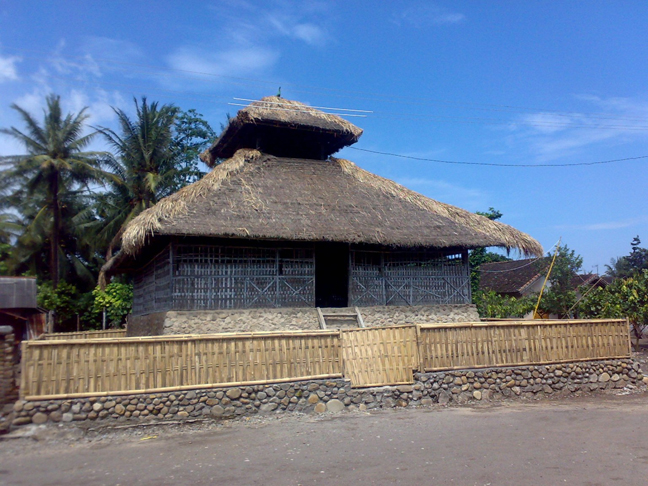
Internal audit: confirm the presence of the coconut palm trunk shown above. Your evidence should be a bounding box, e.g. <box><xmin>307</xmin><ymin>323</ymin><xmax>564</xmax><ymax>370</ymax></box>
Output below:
<box><xmin>50</xmin><ymin>174</ymin><xmax>60</xmax><ymax>289</ymax></box>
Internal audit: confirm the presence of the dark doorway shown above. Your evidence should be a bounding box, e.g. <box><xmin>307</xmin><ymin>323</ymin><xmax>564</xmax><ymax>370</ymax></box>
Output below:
<box><xmin>315</xmin><ymin>243</ymin><xmax>349</xmax><ymax>307</ymax></box>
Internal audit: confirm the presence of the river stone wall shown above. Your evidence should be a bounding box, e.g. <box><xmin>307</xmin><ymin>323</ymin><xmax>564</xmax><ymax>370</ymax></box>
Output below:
<box><xmin>155</xmin><ymin>304</ymin><xmax>480</xmax><ymax>335</ymax></box>
<box><xmin>9</xmin><ymin>358</ymin><xmax>645</xmax><ymax>428</ymax></box>
<box><xmin>0</xmin><ymin>326</ymin><xmax>17</xmax><ymax>406</ymax></box>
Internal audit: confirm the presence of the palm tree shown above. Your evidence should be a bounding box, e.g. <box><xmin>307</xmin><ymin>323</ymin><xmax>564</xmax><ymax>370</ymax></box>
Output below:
<box><xmin>1</xmin><ymin>94</ymin><xmax>112</xmax><ymax>288</ymax></box>
<box><xmin>96</xmin><ymin>97</ymin><xmax>178</xmax><ymax>262</ymax></box>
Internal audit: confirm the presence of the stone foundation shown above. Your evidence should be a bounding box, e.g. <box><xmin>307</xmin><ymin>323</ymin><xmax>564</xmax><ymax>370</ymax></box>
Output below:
<box><xmin>9</xmin><ymin>358</ymin><xmax>644</xmax><ymax>428</ymax></box>
<box><xmin>129</xmin><ymin>304</ymin><xmax>481</xmax><ymax>336</ymax></box>
<box><xmin>0</xmin><ymin>326</ymin><xmax>17</xmax><ymax>406</ymax></box>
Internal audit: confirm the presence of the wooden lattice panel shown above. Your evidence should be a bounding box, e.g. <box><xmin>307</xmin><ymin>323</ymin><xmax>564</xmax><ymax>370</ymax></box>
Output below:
<box><xmin>349</xmin><ymin>250</ymin><xmax>470</xmax><ymax>306</ymax></box>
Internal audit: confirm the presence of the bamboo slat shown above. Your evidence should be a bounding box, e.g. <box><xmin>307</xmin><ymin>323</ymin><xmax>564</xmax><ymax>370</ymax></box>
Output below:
<box><xmin>21</xmin><ymin>330</ymin><xmax>342</xmax><ymax>399</ymax></box>
<box><xmin>418</xmin><ymin>319</ymin><xmax>631</xmax><ymax>371</ymax></box>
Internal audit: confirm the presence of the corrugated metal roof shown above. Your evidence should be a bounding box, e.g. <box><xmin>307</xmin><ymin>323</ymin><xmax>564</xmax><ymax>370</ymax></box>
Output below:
<box><xmin>0</xmin><ymin>277</ymin><xmax>38</xmax><ymax>309</ymax></box>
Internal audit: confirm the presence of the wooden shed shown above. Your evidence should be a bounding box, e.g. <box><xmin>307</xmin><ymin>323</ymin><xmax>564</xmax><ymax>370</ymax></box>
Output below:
<box><xmin>107</xmin><ymin>97</ymin><xmax>542</xmax><ymax>333</ymax></box>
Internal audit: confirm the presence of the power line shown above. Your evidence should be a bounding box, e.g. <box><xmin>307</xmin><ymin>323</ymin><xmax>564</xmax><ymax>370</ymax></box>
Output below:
<box><xmin>348</xmin><ymin>147</ymin><xmax>648</xmax><ymax>167</ymax></box>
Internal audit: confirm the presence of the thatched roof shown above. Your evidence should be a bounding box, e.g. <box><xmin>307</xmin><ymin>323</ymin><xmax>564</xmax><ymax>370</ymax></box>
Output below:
<box><xmin>480</xmin><ymin>258</ymin><xmax>549</xmax><ymax>296</ymax></box>
<box><xmin>200</xmin><ymin>97</ymin><xmax>364</xmax><ymax>164</ymax></box>
<box><xmin>121</xmin><ymin>148</ymin><xmax>543</xmax><ymax>257</ymax></box>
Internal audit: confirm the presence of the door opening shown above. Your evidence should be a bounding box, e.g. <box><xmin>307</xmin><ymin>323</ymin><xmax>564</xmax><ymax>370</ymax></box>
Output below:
<box><xmin>315</xmin><ymin>243</ymin><xmax>349</xmax><ymax>307</ymax></box>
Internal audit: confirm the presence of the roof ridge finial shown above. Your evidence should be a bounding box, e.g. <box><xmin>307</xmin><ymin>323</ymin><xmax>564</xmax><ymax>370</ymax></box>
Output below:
<box><xmin>277</xmin><ymin>87</ymin><xmax>281</xmax><ymax>98</ymax></box>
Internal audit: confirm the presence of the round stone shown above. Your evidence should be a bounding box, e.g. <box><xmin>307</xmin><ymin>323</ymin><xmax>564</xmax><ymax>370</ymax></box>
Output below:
<box><xmin>226</xmin><ymin>388</ymin><xmax>242</xmax><ymax>400</ymax></box>
<box><xmin>32</xmin><ymin>412</ymin><xmax>48</xmax><ymax>424</ymax></box>
<box><xmin>307</xmin><ymin>394</ymin><xmax>320</xmax><ymax>404</ymax></box>
<box><xmin>314</xmin><ymin>402</ymin><xmax>327</xmax><ymax>413</ymax></box>
<box><xmin>473</xmin><ymin>390</ymin><xmax>482</xmax><ymax>400</ymax></box>
<box><xmin>210</xmin><ymin>405</ymin><xmax>225</xmax><ymax>416</ymax></box>
<box><xmin>92</xmin><ymin>402</ymin><xmax>103</xmax><ymax>412</ymax></box>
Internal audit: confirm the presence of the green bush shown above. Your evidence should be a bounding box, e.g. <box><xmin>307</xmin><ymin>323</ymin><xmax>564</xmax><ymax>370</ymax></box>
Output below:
<box><xmin>474</xmin><ymin>290</ymin><xmax>536</xmax><ymax>319</ymax></box>
<box><xmin>92</xmin><ymin>282</ymin><xmax>133</xmax><ymax>328</ymax></box>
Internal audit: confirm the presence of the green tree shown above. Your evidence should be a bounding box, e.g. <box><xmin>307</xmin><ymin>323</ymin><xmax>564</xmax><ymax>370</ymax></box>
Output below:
<box><xmin>95</xmin><ymin>97</ymin><xmax>179</xmax><ymax>261</ymax></box>
<box><xmin>1</xmin><ymin>94</ymin><xmax>112</xmax><ymax>288</ymax></box>
<box><xmin>37</xmin><ymin>281</ymin><xmax>83</xmax><ymax>331</ymax></box>
<box><xmin>578</xmin><ymin>269</ymin><xmax>648</xmax><ymax>349</ymax></box>
<box><xmin>537</xmin><ymin>245</ymin><xmax>583</xmax><ymax>318</ymax></box>
<box><xmin>469</xmin><ymin>208</ymin><xmax>511</xmax><ymax>296</ymax></box>
<box><xmin>605</xmin><ymin>256</ymin><xmax>633</xmax><ymax>280</ymax></box>
<box><xmin>604</xmin><ymin>236</ymin><xmax>648</xmax><ymax>280</ymax></box>
<box><xmin>167</xmin><ymin>108</ymin><xmax>217</xmax><ymax>192</ymax></box>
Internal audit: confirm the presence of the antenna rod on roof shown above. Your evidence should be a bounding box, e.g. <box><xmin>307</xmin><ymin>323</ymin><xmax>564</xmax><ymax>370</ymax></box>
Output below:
<box><xmin>277</xmin><ymin>87</ymin><xmax>281</xmax><ymax>98</ymax></box>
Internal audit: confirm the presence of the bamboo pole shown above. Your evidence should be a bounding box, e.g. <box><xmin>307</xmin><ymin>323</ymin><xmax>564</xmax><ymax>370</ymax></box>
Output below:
<box><xmin>24</xmin><ymin>373</ymin><xmax>345</xmax><ymax>401</ymax></box>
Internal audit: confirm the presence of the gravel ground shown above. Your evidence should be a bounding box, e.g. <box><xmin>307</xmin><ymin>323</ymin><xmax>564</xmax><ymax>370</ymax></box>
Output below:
<box><xmin>1</xmin><ymin>349</ymin><xmax>647</xmax><ymax>485</ymax></box>
<box><xmin>2</xmin><ymin>389</ymin><xmax>648</xmax><ymax>485</ymax></box>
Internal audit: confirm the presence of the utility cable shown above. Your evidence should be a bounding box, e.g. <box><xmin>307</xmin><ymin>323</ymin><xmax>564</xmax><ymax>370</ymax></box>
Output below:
<box><xmin>348</xmin><ymin>147</ymin><xmax>648</xmax><ymax>167</ymax></box>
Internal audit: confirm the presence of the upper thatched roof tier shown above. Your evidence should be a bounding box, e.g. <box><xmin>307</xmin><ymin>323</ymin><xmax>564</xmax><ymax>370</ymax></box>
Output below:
<box><xmin>122</xmin><ymin>148</ymin><xmax>543</xmax><ymax>257</ymax></box>
<box><xmin>200</xmin><ymin>97</ymin><xmax>363</xmax><ymax>164</ymax></box>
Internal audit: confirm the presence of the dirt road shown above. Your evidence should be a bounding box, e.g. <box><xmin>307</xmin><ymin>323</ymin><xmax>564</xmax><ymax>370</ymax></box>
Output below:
<box><xmin>2</xmin><ymin>394</ymin><xmax>648</xmax><ymax>485</ymax></box>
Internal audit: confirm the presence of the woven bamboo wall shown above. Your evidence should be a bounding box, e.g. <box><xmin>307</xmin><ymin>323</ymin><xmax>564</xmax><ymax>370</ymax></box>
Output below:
<box><xmin>21</xmin><ymin>330</ymin><xmax>341</xmax><ymax>399</ymax></box>
<box><xmin>418</xmin><ymin>319</ymin><xmax>631</xmax><ymax>371</ymax></box>
<box><xmin>39</xmin><ymin>329</ymin><xmax>127</xmax><ymax>341</ymax></box>
<box><xmin>341</xmin><ymin>326</ymin><xmax>419</xmax><ymax>387</ymax></box>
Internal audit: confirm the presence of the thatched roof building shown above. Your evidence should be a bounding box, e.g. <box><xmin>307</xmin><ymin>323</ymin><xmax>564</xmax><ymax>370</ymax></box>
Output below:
<box><xmin>112</xmin><ymin>96</ymin><xmax>542</xmax><ymax>323</ymax></box>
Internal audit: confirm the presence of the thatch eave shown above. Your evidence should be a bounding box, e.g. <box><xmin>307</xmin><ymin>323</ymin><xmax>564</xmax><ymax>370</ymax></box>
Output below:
<box><xmin>201</xmin><ymin>97</ymin><xmax>363</xmax><ymax>164</ymax></box>
<box><xmin>121</xmin><ymin>148</ymin><xmax>543</xmax><ymax>261</ymax></box>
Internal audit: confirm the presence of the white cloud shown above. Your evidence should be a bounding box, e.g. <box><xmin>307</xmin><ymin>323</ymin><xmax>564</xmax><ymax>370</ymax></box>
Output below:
<box><xmin>167</xmin><ymin>46</ymin><xmax>280</xmax><ymax>79</ymax></box>
<box><xmin>507</xmin><ymin>95</ymin><xmax>648</xmax><ymax>162</ymax></box>
<box><xmin>163</xmin><ymin>4</ymin><xmax>330</xmax><ymax>88</ymax></box>
<box><xmin>556</xmin><ymin>215</ymin><xmax>648</xmax><ymax>231</ymax></box>
<box><xmin>0</xmin><ymin>54</ymin><xmax>20</xmax><ymax>82</ymax></box>
<box><xmin>396</xmin><ymin>4</ymin><xmax>465</xmax><ymax>28</ymax></box>
<box><xmin>293</xmin><ymin>23</ymin><xmax>327</xmax><ymax>46</ymax></box>
<box><xmin>81</xmin><ymin>36</ymin><xmax>144</xmax><ymax>64</ymax></box>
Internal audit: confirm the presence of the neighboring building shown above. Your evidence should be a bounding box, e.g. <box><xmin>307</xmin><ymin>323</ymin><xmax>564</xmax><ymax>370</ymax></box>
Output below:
<box><xmin>480</xmin><ymin>259</ymin><xmax>610</xmax><ymax>297</ymax></box>
<box><xmin>571</xmin><ymin>274</ymin><xmax>612</xmax><ymax>290</ymax></box>
<box><xmin>0</xmin><ymin>276</ymin><xmax>46</xmax><ymax>341</ymax></box>
<box><xmin>479</xmin><ymin>258</ymin><xmax>550</xmax><ymax>298</ymax></box>
<box><xmin>105</xmin><ymin>96</ymin><xmax>543</xmax><ymax>335</ymax></box>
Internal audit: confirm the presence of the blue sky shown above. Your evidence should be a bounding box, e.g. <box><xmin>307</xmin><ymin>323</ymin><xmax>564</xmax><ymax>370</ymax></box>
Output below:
<box><xmin>1</xmin><ymin>1</ymin><xmax>648</xmax><ymax>273</ymax></box>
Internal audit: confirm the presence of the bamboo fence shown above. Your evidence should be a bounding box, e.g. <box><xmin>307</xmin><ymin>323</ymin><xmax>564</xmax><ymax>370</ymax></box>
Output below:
<box><xmin>341</xmin><ymin>325</ymin><xmax>419</xmax><ymax>387</ymax></box>
<box><xmin>21</xmin><ymin>330</ymin><xmax>341</xmax><ymax>399</ymax></box>
<box><xmin>418</xmin><ymin>319</ymin><xmax>631</xmax><ymax>371</ymax></box>
<box><xmin>39</xmin><ymin>329</ymin><xmax>127</xmax><ymax>340</ymax></box>
<box><xmin>20</xmin><ymin>319</ymin><xmax>632</xmax><ymax>399</ymax></box>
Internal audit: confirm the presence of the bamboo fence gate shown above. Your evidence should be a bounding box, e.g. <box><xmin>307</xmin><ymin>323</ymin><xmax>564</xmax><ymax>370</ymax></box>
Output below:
<box><xmin>20</xmin><ymin>319</ymin><xmax>631</xmax><ymax>400</ymax></box>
